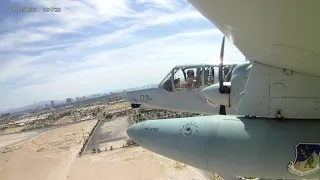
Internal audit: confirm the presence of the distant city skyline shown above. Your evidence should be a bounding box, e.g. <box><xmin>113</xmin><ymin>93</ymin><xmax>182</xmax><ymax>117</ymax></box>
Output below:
<box><xmin>0</xmin><ymin>84</ymin><xmax>157</xmax><ymax>112</ymax></box>
<box><xmin>0</xmin><ymin>0</ymin><xmax>245</xmax><ymax>111</ymax></box>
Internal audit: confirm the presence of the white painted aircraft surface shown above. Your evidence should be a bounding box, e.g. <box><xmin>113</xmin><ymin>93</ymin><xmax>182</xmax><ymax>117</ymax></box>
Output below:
<box><xmin>125</xmin><ymin>62</ymin><xmax>238</xmax><ymax>114</ymax></box>
<box><xmin>189</xmin><ymin>0</ymin><xmax>320</xmax><ymax>119</ymax></box>
<box><xmin>126</xmin><ymin>1</ymin><xmax>320</xmax><ymax>180</ymax></box>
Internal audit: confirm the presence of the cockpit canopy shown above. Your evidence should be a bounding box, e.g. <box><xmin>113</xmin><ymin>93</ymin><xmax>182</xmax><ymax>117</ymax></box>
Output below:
<box><xmin>159</xmin><ymin>64</ymin><xmax>236</xmax><ymax>92</ymax></box>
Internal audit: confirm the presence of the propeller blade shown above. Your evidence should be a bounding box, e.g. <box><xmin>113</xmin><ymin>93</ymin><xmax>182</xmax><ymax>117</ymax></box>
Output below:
<box><xmin>219</xmin><ymin>36</ymin><xmax>225</xmax><ymax>91</ymax></box>
<box><xmin>218</xmin><ymin>36</ymin><xmax>227</xmax><ymax>115</ymax></box>
<box><xmin>219</xmin><ymin>105</ymin><xmax>226</xmax><ymax>115</ymax></box>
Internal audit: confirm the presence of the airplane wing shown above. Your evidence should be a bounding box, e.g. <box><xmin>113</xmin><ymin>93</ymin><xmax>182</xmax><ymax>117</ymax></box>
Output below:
<box><xmin>188</xmin><ymin>0</ymin><xmax>320</xmax><ymax>118</ymax></box>
<box><xmin>188</xmin><ymin>0</ymin><xmax>320</xmax><ymax>77</ymax></box>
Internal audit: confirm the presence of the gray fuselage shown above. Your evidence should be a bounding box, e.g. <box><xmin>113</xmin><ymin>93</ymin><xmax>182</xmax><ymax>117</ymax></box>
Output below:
<box><xmin>127</xmin><ymin>116</ymin><xmax>320</xmax><ymax>179</ymax></box>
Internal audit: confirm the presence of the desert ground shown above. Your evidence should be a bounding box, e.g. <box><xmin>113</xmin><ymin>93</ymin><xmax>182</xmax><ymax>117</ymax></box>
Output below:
<box><xmin>67</xmin><ymin>146</ymin><xmax>209</xmax><ymax>180</ymax></box>
<box><xmin>0</xmin><ymin>113</ymin><xmax>217</xmax><ymax>180</ymax></box>
<box><xmin>0</xmin><ymin>120</ymin><xmax>97</xmax><ymax>180</ymax></box>
<box><xmin>0</xmin><ymin>131</ymin><xmax>39</xmax><ymax>150</ymax></box>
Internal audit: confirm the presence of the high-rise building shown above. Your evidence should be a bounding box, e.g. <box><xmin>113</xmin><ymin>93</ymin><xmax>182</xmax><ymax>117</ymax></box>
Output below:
<box><xmin>66</xmin><ymin>98</ymin><xmax>72</xmax><ymax>103</ymax></box>
<box><xmin>1</xmin><ymin>113</ymin><xmax>10</xmax><ymax>118</ymax></box>
<box><xmin>51</xmin><ymin>100</ymin><xmax>55</xmax><ymax>107</ymax></box>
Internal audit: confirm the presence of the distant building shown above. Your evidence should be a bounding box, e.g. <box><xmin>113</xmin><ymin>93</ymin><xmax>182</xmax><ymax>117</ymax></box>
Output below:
<box><xmin>45</xmin><ymin>104</ymin><xmax>50</xmax><ymax>108</ymax></box>
<box><xmin>51</xmin><ymin>100</ymin><xmax>55</xmax><ymax>107</ymax></box>
<box><xmin>1</xmin><ymin>113</ymin><xmax>10</xmax><ymax>118</ymax></box>
<box><xmin>91</xmin><ymin>94</ymin><xmax>100</xmax><ymax>98</ymax></box>
<box><xmin>76</xmin><ymin>97</ymin><xmax>80</xmax><ymax>101</ymax></box>
<box><xmin>66</xmin><ymin>98</ymin><xmax>73</xmax><ymax>103</ymax></box>
<box><xmin>80</xmin><ymin>96</ymin><xmax>87</xmax><ymax>101</ymax></box>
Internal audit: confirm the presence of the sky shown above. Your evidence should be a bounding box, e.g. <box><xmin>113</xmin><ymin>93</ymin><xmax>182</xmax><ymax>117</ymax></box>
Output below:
<box><xmin>0</xmin><ymin>0</ymin><xmax>245</xmax><ymax>111</ymax></box>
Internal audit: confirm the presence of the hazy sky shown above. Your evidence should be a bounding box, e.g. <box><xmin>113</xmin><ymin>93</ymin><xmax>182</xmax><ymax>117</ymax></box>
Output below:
<box><xmin>0</xmin><ymin>0</ymin><xmax>245</xmax><ymax>111</ymax></box>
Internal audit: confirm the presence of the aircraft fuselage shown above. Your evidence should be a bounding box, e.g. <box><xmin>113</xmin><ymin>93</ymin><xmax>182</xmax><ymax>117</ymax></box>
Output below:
<box><xmin>126</xmin><ymin>86</ymin><xmax>217</xmax><ymax>114</ymax></box>
<box><xmin>127</xmin><ymin>115</ymin><xmax>320</xmax><ymax>179</ymax></box>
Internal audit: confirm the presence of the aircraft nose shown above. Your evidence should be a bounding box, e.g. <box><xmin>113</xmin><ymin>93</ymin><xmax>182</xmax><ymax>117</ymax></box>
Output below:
<box><xmin>200</xmin><ymin>84</ymin><xmax>229</xmax><ymax>106</ymax></box>
<box><xmin>126</xmin><ymin>122</ymin><xmax>143</xmax><ymax>144</ymax></box>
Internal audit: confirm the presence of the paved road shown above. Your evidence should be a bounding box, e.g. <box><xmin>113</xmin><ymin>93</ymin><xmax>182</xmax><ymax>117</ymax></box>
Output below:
<box><xmin>84</xmin><ymin>117</ymin><xmax>129</xmax><ymax>153</ymax></box>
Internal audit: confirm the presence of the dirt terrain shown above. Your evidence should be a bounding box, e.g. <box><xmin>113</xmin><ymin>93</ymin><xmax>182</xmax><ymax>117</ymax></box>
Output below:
<box><xmin>0</xmin><ymin>126</ymin><xmax>26</xmax><ymax>134</ymax></box>
<box><xmin>68</xmin><ymin>147</ymin><xmax>208</xmax><ymax>180</ymax></box>
<box><xmin>0</xmin><ymin>120</ymin><xmax>97</xmax><ymax>180</ymax></box>
<box><xmin>0</xmin><ymin>131</ymin><xmax>39</xmax><ymax>150</ymax></box>
<box><xmin>107</xmin><ymin>102</ymin><xmax>130</xmax><ymax>111</ymax></box>
<box><xmin>0</xmin><ymin>115</ymin><xmax>213</xmax><ymax>180</ymax></box>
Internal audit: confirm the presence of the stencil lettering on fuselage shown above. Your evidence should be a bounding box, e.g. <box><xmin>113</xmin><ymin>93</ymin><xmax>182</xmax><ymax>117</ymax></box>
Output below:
<box><xmin>144</xmin><ymin>128</ymin><xmax>159</xmax><ymax>132</ymax></box>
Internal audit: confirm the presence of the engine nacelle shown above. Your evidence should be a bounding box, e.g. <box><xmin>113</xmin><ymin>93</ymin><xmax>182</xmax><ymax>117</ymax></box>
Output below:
<box><xmin>200</xmin><ymin>62</ymin><xmax>251</xmax><ymax>110</ymax></box>
<box><xmin>229</xmin><ymin>62</ymin><xmax>251</xmax><ymax>110</ymax></box>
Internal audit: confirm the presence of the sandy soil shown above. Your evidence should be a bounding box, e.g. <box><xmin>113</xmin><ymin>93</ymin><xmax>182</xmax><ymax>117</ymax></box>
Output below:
<box><xmin>20</xmin><ymin>120</ymin><xmax>97</xmax><ymax>153</ymax></box>
<box><xmin>69</xmin><ymin>147</ymin><xmax>208</xmax><ymax>180</ymax></box>
<box><xmin>0</xmin><ymin>115</ymin><xmax>212</xmax><ymax>180</ymax></box>
<box><xmin>0</xmin><ymin>126</ymin><xmax>26</xmax><ymax>134</ymax></box>
<box><xmin>1</xmin><ymin>144</ymin><xmax>209</xmax><ymax>180</ymax></box>
<box><xmin>54</xmin><ymin>116</ymin><xmax>74</xmax><ymax>125</ymax></box>
<box><xmin>0</xmin><ymin>120</ymin><xmax>98</xmax><ymax>180</ymax></box>
<box><xmin>107</xmin><ymin>102</ymin><xmax>130</xmax><ymax>111</ymax></box>
<box><xmin>77</xmin><ymin>105</ymin><xmax>107</xmax><ymax>112</ymax></box>
<box><xmin>16</xmin><ymin>113</ymin><xmax>50</xmax><ymax>124</ymax></box>
<box><xmin>0</xmin><ymin>131</ymin><xmax>39</xmax><ymax>150</ymax></box>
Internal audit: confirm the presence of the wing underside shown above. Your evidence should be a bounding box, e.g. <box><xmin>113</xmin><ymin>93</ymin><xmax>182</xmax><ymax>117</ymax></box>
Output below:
<box><xmin>188</xmin><ymin>0</ymin><xmax>320</xmax><ymax>77</ymax></box>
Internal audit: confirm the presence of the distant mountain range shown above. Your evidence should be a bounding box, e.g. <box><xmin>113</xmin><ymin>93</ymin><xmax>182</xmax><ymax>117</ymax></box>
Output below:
<box><xmin>1</xmin><ymin>84</ymin><xmax>157</xmax><ymax>115</ymax></box>
<box><xmin>2</xmin><ymin>100</ymin><xmax>65</xmax><ymax>114</ymax></box>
